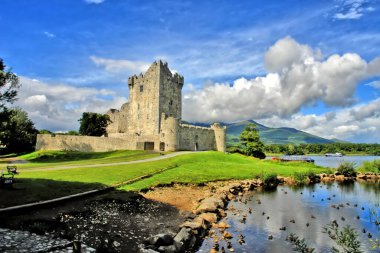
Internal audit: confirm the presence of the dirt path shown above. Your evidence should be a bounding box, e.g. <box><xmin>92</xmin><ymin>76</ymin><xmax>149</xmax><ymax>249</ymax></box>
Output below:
<box><xmin>21</xmin><ymin>151</ymin><xmax>193</xmax><ymax>172</ymax></box>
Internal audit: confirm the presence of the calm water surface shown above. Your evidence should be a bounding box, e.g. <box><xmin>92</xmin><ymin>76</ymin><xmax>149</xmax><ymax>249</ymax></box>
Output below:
<box><xmin>310</xmin><ymin>155</ymin><xmax>379</xmax><ymax>168</ymax></box>
<box><xmin>197</xmin><ymin>182</ymin><xmax>380</xmax><ymax>253</ymax></box>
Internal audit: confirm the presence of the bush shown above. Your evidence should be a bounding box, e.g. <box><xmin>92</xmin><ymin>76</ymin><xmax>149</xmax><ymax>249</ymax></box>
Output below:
<box><xmin>337</xmin><ymin>161</ymin><xmax>356</xmax><ymax>177</ymax></box>
<box><xmin>263</xmin><ymin>173</ymin><xmax>278</xmax><ymax>188</ymax></box>
<box><xmin>226</xmin><ymin>146</ymin><xmax>244</xmax><ymax>154</ymax></box>
<box><xmin>293</xmin><ymin>172</ymin><xmax>308</xmax><ymax>184</ymax></box>
<box><xmin>359</xmin><ymin>159</ymin><xmax>380</xmax><ymax>173</ymax></box>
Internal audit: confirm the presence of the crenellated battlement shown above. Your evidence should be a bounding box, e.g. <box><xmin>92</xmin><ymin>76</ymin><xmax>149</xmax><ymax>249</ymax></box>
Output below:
<box><xmin>104</xmin><ymin>60</ymin><xmax>225</xmax><ymax>152</ymax></box>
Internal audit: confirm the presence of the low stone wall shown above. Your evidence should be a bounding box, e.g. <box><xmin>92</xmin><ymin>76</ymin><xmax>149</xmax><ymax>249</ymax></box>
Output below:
<box><xmin>35</xmin><ymin>134</ymin><xmax>134</xmax><ymax>152</ymax></box>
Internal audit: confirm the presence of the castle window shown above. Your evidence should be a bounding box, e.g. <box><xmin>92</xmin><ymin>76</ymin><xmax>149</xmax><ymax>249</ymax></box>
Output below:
<box><xmin>169</xmin><ymin>100</ymin><xmax>173</xmax><ymax>106</ymax></box>
<box><xmin>140</xmin><ymin>85</ymin><xmax>143</xmax><ymax>92</ymax></box>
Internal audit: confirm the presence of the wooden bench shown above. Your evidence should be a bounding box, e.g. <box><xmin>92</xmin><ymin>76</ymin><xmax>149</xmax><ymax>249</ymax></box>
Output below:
<box><xmin>0</xmin><ymin>171</ymin><xmax>14</xmax><ymax>187</ymax></box>
<box><xmin>7</xmin><ymin>165</ymin><xmax>18</xmax><ymax>175</ymax></box>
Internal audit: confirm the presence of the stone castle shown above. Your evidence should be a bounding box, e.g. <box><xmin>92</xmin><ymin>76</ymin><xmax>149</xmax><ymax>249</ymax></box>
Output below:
<box><xmin>36</xmin><ymin>61</ymin><xmax>226</xmax><ymax>152</ymax></box>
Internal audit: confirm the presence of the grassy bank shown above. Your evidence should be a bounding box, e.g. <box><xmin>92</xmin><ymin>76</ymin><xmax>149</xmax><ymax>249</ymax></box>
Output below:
<box><xmin>10</xmin><ymin>150</ymin><xmax>162</xmax><ymax>170</ymax></box>
<box><xmin>120</xmin><ymin>152</ymin><xmax>330</xmax><ymax>191</ymax></box>
<box><xmin>1</xmin><ymin>151</ymin><xmax>332</xmax><ymax>207</ymax></box>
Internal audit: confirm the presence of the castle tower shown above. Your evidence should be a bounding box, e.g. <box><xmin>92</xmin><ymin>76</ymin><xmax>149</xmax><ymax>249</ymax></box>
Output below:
<box><xmin>126</xmin><ymin>60</ymin><xmax>183</xmax><ymax>136</ymax></box>
<box><xmin>211</xmin><ymin>123</ymin><xmax>227</xmax><ymax>152</ymax></box>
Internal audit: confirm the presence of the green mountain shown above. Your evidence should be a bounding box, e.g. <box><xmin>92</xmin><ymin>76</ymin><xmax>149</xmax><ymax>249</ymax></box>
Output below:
<box><xmin>225</xmin><ymin>120</ymin><xmax>336</xmax><ymax>145</ymax></box>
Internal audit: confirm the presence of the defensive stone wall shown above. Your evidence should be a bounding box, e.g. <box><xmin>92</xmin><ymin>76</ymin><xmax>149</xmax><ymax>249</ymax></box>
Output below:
<box><xmin>35</xmin><ymin>134</ymin><xmax>135</xmax><ymax>152</ymax></box>
<box><xmin>179</xmin><ymin>124</ymin><xmax>215</xmax><ymax>151</ymax></box>
<box><xmin>36</xmin><ymin>61</ymin><xmax>226</xmax><ymax>153</ymax></box>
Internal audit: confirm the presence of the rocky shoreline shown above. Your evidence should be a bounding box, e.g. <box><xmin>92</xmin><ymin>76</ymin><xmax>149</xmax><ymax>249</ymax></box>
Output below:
<box><xmin>0</xmin><ymin>172</ymin><xmax>378</xmax><ymax>253</ymax></box>
<box><xmin>138</xmin><ymin>172</ymin><xmax>379</xmax><ymax>253</ymax></box>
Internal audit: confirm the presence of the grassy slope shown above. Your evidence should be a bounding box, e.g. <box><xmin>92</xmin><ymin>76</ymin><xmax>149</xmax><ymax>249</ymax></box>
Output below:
<box><xmin>119</xmin><ymin>152</ymin><xmax>330</xmax><ymax>190</ymax></box>
<box><xmin>2</xmin><ymin>151</ymin><xmax>331</xmax><ymax>207</ymax></box>
<box><xmin>14</xmin><ymin>150</ymin><xmax>162</xmax><ymax>169</ymax></box>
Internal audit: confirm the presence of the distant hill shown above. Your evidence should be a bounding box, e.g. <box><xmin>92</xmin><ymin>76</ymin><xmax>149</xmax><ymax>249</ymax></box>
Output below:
<box><xmin>183</xmin><ymin>120</ymin><xmax>338</xmax><ymax>145</ymax></box>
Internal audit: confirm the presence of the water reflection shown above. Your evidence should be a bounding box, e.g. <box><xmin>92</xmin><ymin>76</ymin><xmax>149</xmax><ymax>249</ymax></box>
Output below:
<box><xmin>197</xmin><ymin>182</ymin><xmax>380</xmax><ymax>253</ymax></box>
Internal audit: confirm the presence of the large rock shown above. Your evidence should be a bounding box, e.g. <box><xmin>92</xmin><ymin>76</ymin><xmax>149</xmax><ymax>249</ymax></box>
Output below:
<box><xmin>199</xmin><ymin>213</ymin><xmax>218</xmax><ymax>223</ymax></box>
<box><xmin>146</xmin><ymin>234</ymin><xmax>174</xmax><ymax>247</ymax></box>
<box><xmin>195</xmin><ymin>197</ymin><xmax>224</xmax><ymax>214</ymax></box>
<box><xmin>174</xmin><ymin>227</ymin><xmax>191</xmax><ymax>243</ymax></box>
<box><xmin>180</xmin><ymin>220</ymin><xmax>203</xmax><ymax>230</ymax></box>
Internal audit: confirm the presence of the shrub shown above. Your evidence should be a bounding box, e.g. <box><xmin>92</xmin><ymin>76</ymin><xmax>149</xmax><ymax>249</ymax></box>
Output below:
<box><xmin>226</xmin><ymin>146</ymin><xmax>244</xmax><ymax>154</ymax></box>
<box><xmin>337</xmin><ymin>161</ymin><xmax>356</xmax><ymax>177</ymax></box>
<box><xmin>293</xmin><ymin>172</ymin><xmax>308</xmax><ymax>184</ymax></box>
<box><xmin>359</xmin><ymin>159</ymin><xmax>380</xmax><ymax>173</ymax></box>
<box><xmin>263</xmin><ymin>173</ymin><xmax>278</xmax><ymax>188</ymax></box>
<box><xmin>322</xmin><ymin>222</ymin><xmax>362</xmax><ymax>253</ymax></box>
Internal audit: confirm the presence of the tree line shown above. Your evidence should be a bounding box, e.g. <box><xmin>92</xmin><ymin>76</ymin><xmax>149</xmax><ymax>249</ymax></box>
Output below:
<box><xmin>264</xmin><ymin>143</ymin><xmax>380</xmax><ymax>155</ymax></box>
<box><xmin>230</xmin><ymin>123</ymin><xmax>380</xmax><ymax>156</ymax></box>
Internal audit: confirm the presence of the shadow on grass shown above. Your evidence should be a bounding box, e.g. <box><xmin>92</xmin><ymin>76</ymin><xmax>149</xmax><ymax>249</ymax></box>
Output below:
<box><xmin>0</xmin><ymin>178</ymin><xmax>106</xmax><ymax>208</ymax></box>
<box><xmin>0</xmin><ymin>188</ymin><xmax>186</xmax><ymax>253</ymax></box>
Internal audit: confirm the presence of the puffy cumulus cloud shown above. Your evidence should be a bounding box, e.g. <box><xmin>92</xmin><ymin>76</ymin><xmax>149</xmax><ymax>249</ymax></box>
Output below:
<box><xmin>90</xmin><ymin>56</ymin><xmax>150</xmax><ymax>74</ymax></box>
<box><xmin>258</xmin><ymin>98</ymin><xmax>380</xmax><ymax>142</ymax></box>
<box><xmin>15</xmin><ymin>77</ymin><xmax>127</xmax><ymax>131</ymax></box>
<box><xmin>264</xmin><ymin>36</ymin><xmax>320</xmax><ymax>72</ymax></box>
<box><xmin>183</xmin><ymin>37</ymin><xmax>378</xmax><ymax>123</ymax></box>
<box><xmin>350</xmin><ymin>99</ymin><xmax>380</xmax><ymax>120</ymax></box>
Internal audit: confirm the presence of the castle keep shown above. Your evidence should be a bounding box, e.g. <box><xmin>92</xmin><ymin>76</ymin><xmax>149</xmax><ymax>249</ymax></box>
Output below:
<box><xmin>36</xmin><ymin>61</ymin><xmax>226</xmax><ymax>152</ymax></box>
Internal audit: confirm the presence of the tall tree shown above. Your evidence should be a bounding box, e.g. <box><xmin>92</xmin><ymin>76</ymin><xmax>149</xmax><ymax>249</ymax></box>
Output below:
<box><xmin>79</xmin><ymin>112</ymin><xmax>111</xmax><ymax>136</ymax></box>
<box><xmin>239</xmin><ymin>123</ymin><xmax>266</xmax><ymax>159</ymax></box>
<box><xmin>0</xmin><ymin>108</ymin><xmax>38</xmax><ymax>152</ymax></box>
<box><xmin>0</xmin><ymin>58</ymin><xmax>20</xmax><ymax>109</ymax></box>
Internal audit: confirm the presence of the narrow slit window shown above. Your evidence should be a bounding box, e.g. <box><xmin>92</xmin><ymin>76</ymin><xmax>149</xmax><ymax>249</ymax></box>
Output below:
<box><xmin>140</xmin><ymin>85</ymin><xmax>143</xmax><ymax>92</ymax></box>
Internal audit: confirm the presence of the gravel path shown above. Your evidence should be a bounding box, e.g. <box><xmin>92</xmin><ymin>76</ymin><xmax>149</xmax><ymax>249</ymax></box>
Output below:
<box><xmin>22</xmin><ymin>151</ymin><xmax>193</xmax><ymax>172</ymax></box>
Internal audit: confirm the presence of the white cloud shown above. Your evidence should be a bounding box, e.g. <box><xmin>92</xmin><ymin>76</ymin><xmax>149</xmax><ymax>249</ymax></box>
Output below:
<box><xmin>90</xmin><ymin>56</ymin><xmax>150</xmax><ymax>74</ymax></box>
<box><xmin>366</xmin><ymin>80</ymin><xmax>380</xmax><ymax>89</ymax></box>
<box><xmin>84</xmin><ymin>0</ymin><xmax>105</xmax><ymax>4</ymax></box>
<box><xmin>258</xmin><ymin>99</ymin><xmax>380</xmax><ymax>142</ymax></box>
<box><xmin>182</xmin><ymin>37</ymin><xmax>377</xmax><ymax>124</ymax></box>
<box><xmin>333</xmin><ymin>0</ymin><xmax>375</xmax><ymax>20</ymax></box>
<box><xmin>15</xmin><ymin>77</ymin><xmax>127</xmax><ymax>131</ymax></box>
<box><xmin>43</xmin><ymin>31</ymin><xmax>55</xmax><ymax>38</ymax></box>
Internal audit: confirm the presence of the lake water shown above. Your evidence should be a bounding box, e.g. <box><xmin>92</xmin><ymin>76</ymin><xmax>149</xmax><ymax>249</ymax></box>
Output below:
<box><xmin>310</xmin><ymin>155</ymin><xmax>379</xmax><ymax>168</ymax></box>
<box><xmin>267</xmin><ymin>155</ymin><xmax>379</xmax><ymax>168</ymax></box>
<box><xmin>197</xmin><ymin>182</ymin><xmax>380</xmax><ymax>253</ymax></box>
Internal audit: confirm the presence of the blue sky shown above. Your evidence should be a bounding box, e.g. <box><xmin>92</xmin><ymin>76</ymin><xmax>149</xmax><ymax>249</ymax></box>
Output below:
<box><xmin>1</xmin><ymin>0</ymin><xmax>380</xmax><ymax>142</ymax></box>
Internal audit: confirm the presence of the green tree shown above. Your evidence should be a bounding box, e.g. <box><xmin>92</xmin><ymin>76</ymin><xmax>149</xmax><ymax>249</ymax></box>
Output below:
<box><xmin>0</xmin><ymin>58</ymin><xmax>20</xmax><ymax>109</ymax></box>
<box><xmin>0</xmin><ymin>108</ymin><xmax>38</xmax><ymax>153</ymax></box>
<box><xmin>239</xmin><ymin>123</ymin><xmax>265</xmax><ymax>159</ymax></box>
<box><xmin>79</xmin><ymin>112</ymin><xmax>111</xmax><ymax>136</ymax></box>
<box><xmin>39</xmin><ymin>129</ymin><xmax>52</xmax><ymax>134</ymax></box>
<box><xmin>67</xmin><ymin>130</ymin><xmax>79</xmax><ymax>135</ymax></box>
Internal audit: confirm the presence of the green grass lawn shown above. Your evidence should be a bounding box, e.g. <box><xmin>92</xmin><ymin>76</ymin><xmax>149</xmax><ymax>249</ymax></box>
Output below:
<box><xmin>11</xmin><ymin>150</ymin><xmax>162</xmax><ymax>170</ymax></box>
<box><xmin>120</xmin><ymin>152</ymin><xmax>331</xmax><ymax>191</ymax></box>
<box><xmin>0</xmin><ymin>151</ymin><xmax>332</xmax><ymax>207</ymax></box>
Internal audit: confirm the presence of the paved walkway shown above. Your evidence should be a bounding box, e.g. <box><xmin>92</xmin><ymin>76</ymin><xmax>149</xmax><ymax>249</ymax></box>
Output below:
<box><xmin>0</xmin><ymin>228</ymin><xmax>95</xmax><ymax>253</ymax></box>
<box><xmin>22</xmin><ymin>151</ymin><xmax>193</xmax><ymax>172</ymax></box>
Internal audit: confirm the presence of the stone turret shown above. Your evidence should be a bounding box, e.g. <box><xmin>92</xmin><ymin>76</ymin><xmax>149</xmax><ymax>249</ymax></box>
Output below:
<box><xmin>211</xmin><ymin>123</ymin><xmax>227</xmax><ymax>152</ymax></box>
